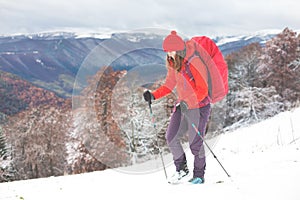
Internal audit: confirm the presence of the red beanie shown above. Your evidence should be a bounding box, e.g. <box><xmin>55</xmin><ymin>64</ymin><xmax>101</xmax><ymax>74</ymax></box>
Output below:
<box><xmin>162</xmin><ymin>30</ymin><xmax>185</xmax><ymax>52</ymax></box>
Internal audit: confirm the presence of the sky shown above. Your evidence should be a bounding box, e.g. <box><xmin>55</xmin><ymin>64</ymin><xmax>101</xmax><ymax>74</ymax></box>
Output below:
<box><xmin>0</xmin><ymin>0</ymin><xmax>300</xmax><ymax>37</ymax></box>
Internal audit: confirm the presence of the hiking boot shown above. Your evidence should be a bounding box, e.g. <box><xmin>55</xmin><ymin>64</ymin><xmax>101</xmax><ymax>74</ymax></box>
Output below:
<box><xmin>188</xmin><ymin>177</ymin><xmax>205</xmax><ymax>184</ymax></box>
<box><xmin>168</xmin><ymin>163</ymin><xmax>189</xmax><ymax>184</ymax></box>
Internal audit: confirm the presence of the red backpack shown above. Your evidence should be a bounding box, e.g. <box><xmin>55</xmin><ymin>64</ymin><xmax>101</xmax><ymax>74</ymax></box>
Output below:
<box><xmin>185</xmin><ymin>36</ymin><xmax>229</xmax><ymax>103</ymax></box>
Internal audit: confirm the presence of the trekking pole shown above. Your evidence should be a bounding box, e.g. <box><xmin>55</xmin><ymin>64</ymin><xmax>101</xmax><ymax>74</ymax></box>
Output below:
<box><xmin>186</xmin><ymin>114</ymin><xmax>231</xmax><ymax>178</ymax></box>
<box><xmin>148</xmin><ymin>101</ymin><xmax>168</xmax><ymax>180</ymax></box>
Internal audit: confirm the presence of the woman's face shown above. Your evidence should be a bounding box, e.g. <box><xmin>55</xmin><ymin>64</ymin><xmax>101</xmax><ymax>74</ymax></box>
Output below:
<box><xmin>167</xmin><ymin>51</ymin><xmax>176</xmax><ymax>60</ymax></box>
<box><xmin>166</xmin><ymin>50</ymin><xmax>185</xmax><ymax>72</ymax></box>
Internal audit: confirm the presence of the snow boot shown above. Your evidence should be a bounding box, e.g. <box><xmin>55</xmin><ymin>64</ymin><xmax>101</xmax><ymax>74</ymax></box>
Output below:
<box><xmin>188</xmin><ymin>177</ymin><xmax>205</xmax><ymax>184</ymax></box>
<box><xmin>168</xmin><ymin>163</ymin><xmax>189</xmax><ymax>184</ymax></box>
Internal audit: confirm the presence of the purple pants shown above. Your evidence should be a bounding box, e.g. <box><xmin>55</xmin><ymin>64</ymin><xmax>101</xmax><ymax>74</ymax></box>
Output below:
<box><xmin>166</xmin><ymin>104</ymin><xmax>211</xmax><ymax>178</ymax></box>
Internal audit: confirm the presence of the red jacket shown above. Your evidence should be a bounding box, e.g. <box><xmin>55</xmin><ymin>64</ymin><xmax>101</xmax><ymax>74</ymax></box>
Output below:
<box><xmin>152</xmin><ymin>41</ymin><xmax>209</xmax><ymax>109</ymax></box>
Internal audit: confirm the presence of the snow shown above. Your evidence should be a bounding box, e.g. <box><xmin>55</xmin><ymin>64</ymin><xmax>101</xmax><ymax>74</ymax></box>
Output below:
<box><xmin>247</xmin><ymin>29</ymin><xmax>282</xmax><ymax>38</ymax></box>
<box><xmin>1</xmin><ymin>107</ymin><xmax>299</xmax><ymax>200</ymax></box>
<box><xmin>35</xmin><ymin>59</ymin><xmax>44</xmax><ymax>66</ymax></box>
<box><xmin>0</xmin><ymin>31</ymin><xmax>113</xmax><ymax>40</ymax></box>
<box><xmin>74</xmin><ymin>32</ymin><xmax>112</xmax><ymax>39</ymax></box>
<box><xmin>215</xmin><ymin>29</ymin><xmax>284</xmax><ymax>46</ymax></box>
<box><xmin>0</xmin><ymin>52</ymin><xmax>15</xmax><ymax>55</ymax></box>
<box><xmin>216</xmin><ymin>36</ymin><xmax>244</xmax><ymax>46</ymax></box>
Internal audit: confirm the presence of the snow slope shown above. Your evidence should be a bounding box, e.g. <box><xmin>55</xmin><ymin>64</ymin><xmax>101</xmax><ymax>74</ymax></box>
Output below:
<box><xmin>1</xmin><ymin>107</ymin><xmax>299</xmax><ymax>200</ymax></box>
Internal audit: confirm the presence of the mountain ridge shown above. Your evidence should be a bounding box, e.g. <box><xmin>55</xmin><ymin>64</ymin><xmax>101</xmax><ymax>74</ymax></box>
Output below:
<box><xmin>0</xmin><ymin>29</ymin><xmax>286</xmax><ymax>97</ymax></box>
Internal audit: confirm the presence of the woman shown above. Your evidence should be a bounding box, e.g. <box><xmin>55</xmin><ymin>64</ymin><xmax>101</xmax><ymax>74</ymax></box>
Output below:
<box><xmin>143</xmin><ymin>31</ymin><xmax>211</xmax><ymax>184</ymax></box>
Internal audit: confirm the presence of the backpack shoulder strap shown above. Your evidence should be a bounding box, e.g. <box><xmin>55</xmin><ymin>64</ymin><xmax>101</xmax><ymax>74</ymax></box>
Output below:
<box><xmin>185</xmin><ymin>55</ymin><xmax>198</xmax><ymax>82</ymax></box>
<box><xmin>186</xmin><ymin>53</ymin><xmax>212</xmax><ymax>98</ymax></box>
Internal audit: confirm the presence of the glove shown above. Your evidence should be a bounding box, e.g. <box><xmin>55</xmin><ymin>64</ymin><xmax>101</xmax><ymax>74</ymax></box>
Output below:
<box><xmin>179</xmin><ymin>101</ymin><xmax>188</xmax><ymax>113</ymax></box>
<box><xmin>143</xmin><ymin>90</ymin><xmax>154</xmax><ymax>103</ymax></box>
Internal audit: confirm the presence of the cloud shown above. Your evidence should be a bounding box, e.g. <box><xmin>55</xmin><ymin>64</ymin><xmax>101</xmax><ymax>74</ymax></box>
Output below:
<box><xmin>0</xmin><ymin>0</ymin><xmax>299</xmax><ymax>36</ymax></box>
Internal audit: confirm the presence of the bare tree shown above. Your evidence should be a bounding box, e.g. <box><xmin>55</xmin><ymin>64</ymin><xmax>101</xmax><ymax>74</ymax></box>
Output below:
<box><xmin>67</xmin><ymin>67</ymin><xmax>130</xmax><ymax>174</ymax></box>
<box><xmin>259</xmin><ymin>28</ymin><xmax>300</xmax><ymax>106</ymax></box>
<box><xmin>5</xmin><ymin>105</ymin><xmax>70</xmax><ymax>180</ymax></box>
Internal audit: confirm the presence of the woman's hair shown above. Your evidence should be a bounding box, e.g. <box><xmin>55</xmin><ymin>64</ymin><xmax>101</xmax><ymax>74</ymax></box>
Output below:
<box><xmin>166</xmin><ymin>49</ymin><xmax>186</xmax><ymax>72</ymax></box>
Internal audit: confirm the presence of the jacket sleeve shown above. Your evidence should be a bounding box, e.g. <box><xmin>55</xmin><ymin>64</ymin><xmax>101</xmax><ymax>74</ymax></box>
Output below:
<box><xmin>189</xmin><ymin>57</ymin><xmax>208</xmax><ymax>103</ymax></box>
<box><xmin>152</xmin><ymin>67</ymin><xmax>176</xmax><ymax>100</ymax></box>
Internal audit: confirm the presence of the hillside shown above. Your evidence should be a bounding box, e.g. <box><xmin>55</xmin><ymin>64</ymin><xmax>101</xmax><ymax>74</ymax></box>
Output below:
<box><xmin>0</xmin><ymin>106</ymin><xmax>299</xmax><ymax>200</ymax></box>
<box><xmin>0</xmin><ymin>70</ymin><xmax>68</xmax><ymax>116</ymax></box>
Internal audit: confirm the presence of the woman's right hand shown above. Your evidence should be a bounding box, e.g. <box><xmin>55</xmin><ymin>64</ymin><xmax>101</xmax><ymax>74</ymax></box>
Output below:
<box><xmin>143</xmin><ymin>90</ymin><xmax>154</xmax><ymax>103</ymax></box>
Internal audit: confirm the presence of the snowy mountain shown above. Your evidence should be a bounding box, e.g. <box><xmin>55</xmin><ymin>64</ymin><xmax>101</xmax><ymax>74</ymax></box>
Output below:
<box><xmin>0</xmin><ymin>106</ymin><xmax>299</xmax><ymax>200</ymax></box>
<box><xmin>0</xmin><ymin>30</ymin><xmax>280</xmax><ymax>97</ymax></box>
<box><xmin>214</xmin><ymin>29</ymin><xmax>281</xmax><ymax>55</ymax></box>
<box><xmin>0</xmin><ymin>33</ymin><xmax>105</xmax><ymax>97</ymax></box>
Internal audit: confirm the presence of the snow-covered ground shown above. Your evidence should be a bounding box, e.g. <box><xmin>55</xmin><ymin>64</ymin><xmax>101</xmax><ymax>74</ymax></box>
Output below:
<box><xmin>1</xmin><ymin>107</ymin><xmax>299</xmax><ymax>200</ymax></box>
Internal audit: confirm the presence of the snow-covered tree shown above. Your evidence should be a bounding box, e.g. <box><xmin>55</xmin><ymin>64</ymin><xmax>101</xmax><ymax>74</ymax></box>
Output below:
<box><xmin>0</xmin><ymin>126</ymin><xmax>6</xmax><ymax>158</ymax></box>
<box><xmin>224</xmin><ymin>38</ymin><xmax>287</xmax><ymax>129</ymax></box>
<box><xmin>225</xmin><ymin>86</ymin><xmax>284</xmax><ymax>130</ymax></box>
<box><xmin>0</xmin><ymin>126</ymin><xmax>16</xmax><ymax>182</ymax></box>
<box><xmin>111</xmin><ymin>70</ymin><xmax>172</xmax><ymax>164</ymax></box>
<box><xmin>227</xmin><ymin>43</ymin><xmax>262</xmax><ymax>91</ymax></box>
<box><xmin>225</xmin><ymin>43</ymin><xmax>262</xmax><ymax>127</ymax></box>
